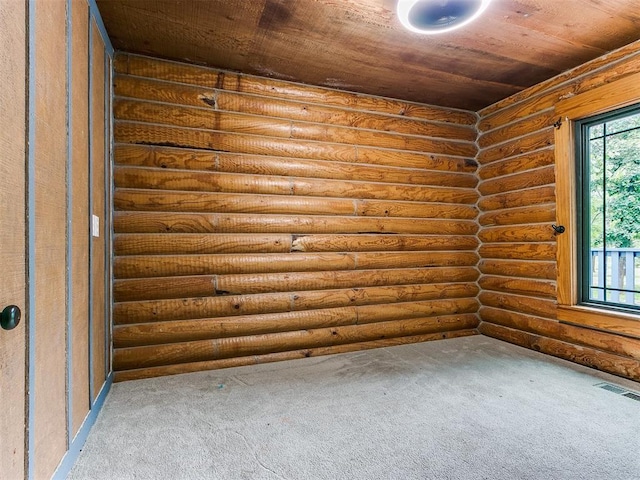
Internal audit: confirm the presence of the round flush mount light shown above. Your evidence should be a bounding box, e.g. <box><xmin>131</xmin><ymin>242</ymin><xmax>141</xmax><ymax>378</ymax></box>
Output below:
<box><xmin>397</xmin><ymin>0</ymin><xmax>493</xmax><ymax>34</ymax></box>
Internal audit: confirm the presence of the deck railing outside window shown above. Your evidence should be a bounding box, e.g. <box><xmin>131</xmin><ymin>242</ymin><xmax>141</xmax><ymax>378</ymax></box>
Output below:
<box><xmin>590</xmin><ymin>248</ymin><xmax>640</xmax><ymax>305</ymax></box>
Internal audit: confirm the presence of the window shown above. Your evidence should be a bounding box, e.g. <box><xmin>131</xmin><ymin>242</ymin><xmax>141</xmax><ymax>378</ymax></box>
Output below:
<box><xmin>555</xmin><ymin>72</ymin><xmax>640</xmax><ymax>337</ymax></box>
<box><xmin>576</xmin><ymin>106</ymin><xmax>640</xmax><ymax>312</ymax></box>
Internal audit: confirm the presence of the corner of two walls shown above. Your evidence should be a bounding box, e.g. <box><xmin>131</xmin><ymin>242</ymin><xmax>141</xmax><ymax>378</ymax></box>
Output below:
<box><xmin>476</xmin><ymin>40</ymin><xmax>640</xmax><ymax>382</ymax></box>
<box><xmin>111</xmin><ymin>39</ymin><xmax>640</xmax><ymax>384</ymax></box>
<box><xmin>110</xmin><ymin>53</ymin><xmax>481</xmax><ymax>381</ymax></box>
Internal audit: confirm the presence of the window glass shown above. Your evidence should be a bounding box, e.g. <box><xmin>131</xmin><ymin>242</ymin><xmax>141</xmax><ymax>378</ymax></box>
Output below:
<box><xmin>579</xmin><ymin>107</ymin><xmax>640</xmax><ymax>310</ymax></box>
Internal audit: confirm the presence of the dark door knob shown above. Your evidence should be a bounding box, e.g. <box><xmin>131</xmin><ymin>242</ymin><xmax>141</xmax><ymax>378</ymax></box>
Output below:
<box><xmin>1</xmin><ymin>305</ymin><xmax>21</xmax><ymax>330</ymax></box>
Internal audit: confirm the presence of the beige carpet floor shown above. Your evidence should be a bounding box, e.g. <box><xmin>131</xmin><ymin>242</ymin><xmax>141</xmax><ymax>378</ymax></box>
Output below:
<box><xmin>68</xmin><ymin>335</ymin><xmax>640</xmax><ymax>479</ymax></box>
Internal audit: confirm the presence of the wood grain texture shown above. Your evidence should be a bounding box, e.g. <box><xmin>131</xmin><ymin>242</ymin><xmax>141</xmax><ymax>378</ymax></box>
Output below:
<box><xmin>114</xmin><ymin>144</ymin><xmax>478</xmax><ymax>187</ymax></box>
<box><xmin>114</xmin><ymin>282</ymin><xmax>480</xmax><ymax>325</ymax></box>
<box><xmin>478</xmin><ymin>205</ymin><xmax>556</xmax><ymax>227</ymax></box>
<box><xmin>91</xmin><ymin>21</ymin><xmax>107</xmax><ymax>401</ymax></box>
<box><xmin>112</xmin><ymin>55</ymin><xmax>480</xmax><ymax>376</ymax></box>
<box><xmin>100</xmin><ymin>3</ymin><xmax>640</xmax><ymax>111</ymax></box>
<box><xmin>114</xmin><ymin>251</ymin><xmax>478</xmax><ymax>279</ymax></box>
<box><xmin>33</xmin><ymin>1</ymin><xmax>68</xmax><ymax>476</ymax></box>
<box><xmin>70</xmin><ymin>0</ymin><xmax>90</xmax><ymax>437</ymax></box>
<box><xmin>113</xmin><ymin>212</ymin><xmax>479</xmax><ymax>235</ymax></box>
<box><xmin>478</xmin><ymin>149</ymin><xmax>554</xmax><ymax>180</ymax></box>
<box><xmin>478</xmin><ymin>259</ymin><xmax>556</xmax><ymax>280</ymax></box>
<box><xmin>480</xmin><ymin>307</ymin><xmax>640</xmax><ymax>361</ymax></box>
<box><xmin>113</xmin><ymin>75</ymin><xmax>477</xmax><ymax>140</ymax></box>
<box><xmin>113</xmin><ymin>165</ymin><xmax>479</xmax><ymax>203</ymax></box>
<box><xmin>479</xmin><ymin>322</ymin><xmax>640</xmax><ymax>382</ymax></box>
<box><xmin>114</xmin><ymin>314</ymin><xmax>479</xmax><ymax>370</ymax></box>
<box><xmin>114</xmin><ymin>330</ymin><xmax>478</xmax><ymax>381</ymax></box>
<box><xmin>477</xmin><ymin>37</ymin><xmax>640</xmax><ymax>382</ymax></box>
<box><xmin>114</xmin><ymin>98</ymin><xmax>478</xmax><ymax>155</ymax></box>
<box><xmin>114</xmin><ymin>298</ymin><xmax>478</xmax><ymax>348</ymax></box>
<box><xmin>0</xmin><ymin>2</ymin><xmax>26</xmax><ymax>476</ymax></box>
<box><xmin>114</xmin><ymin>266</ymin><xmax>479</xmax><ymax>302</ymax></box>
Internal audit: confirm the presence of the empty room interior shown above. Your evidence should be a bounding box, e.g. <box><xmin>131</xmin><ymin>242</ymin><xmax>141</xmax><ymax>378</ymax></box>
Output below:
<box><xmin>2</xmin><ymin>0</ymin><xmax>640</xmax><ymax>478</ymax></box>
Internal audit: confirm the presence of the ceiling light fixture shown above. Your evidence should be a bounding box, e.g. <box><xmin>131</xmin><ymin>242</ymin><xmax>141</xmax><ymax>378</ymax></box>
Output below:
<box><xmin>397</xmin><ymin>0</ymin><xmax>493</xmax><ymax>34</ymax></box>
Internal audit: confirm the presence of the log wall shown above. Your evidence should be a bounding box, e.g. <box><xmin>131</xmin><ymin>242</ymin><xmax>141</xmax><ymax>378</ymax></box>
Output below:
<box><xmin>112</xmin><ymin>54</ymin><xmax>480</xmax><ymax>381</ymax></box>
<box><xmin>477</xmin><ymin>40</ymin><xmax>640</xmax><ymax>382</ymax></box>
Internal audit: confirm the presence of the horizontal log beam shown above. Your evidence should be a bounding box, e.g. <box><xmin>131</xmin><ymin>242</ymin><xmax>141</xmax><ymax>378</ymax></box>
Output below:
<box><xmin>114</xmin><ymin>189</ymin><xmax>478</xmax><ymax>219</ymax></box>
<box><xmin>114</xmin><ymin>251</ymin><xmax>479</xmax><ymax>279</ymax></box>
<box><xmin>114</xmin><ymin>298</ymin><xmax>478</xmax><ymax>348</ymax></box>
<box><xmin>114</xmin><ymin>266</ymin><xmax>480</xmax><ymax>301</ymax></box>
<box><xmin>290</xmin><ymin>234</ymin><xmax>479</xmax><ymax>253</ymax></box>
<box><xmin>114</xmin><ymin>281</ymin><xmax>480</xmax><ymax>325</ymax></box>
<box><xmin>479</xmin><ymin>275</ymin><xmax>556</xmax><ymax>299</ymax></box>
<box><xmin>114</xmin><ymin>75</ymin><xmax>477</xmax><ymax>140</ymax></box>
<box><xmin>478</xmin><ymin>165</ymin><xmax>555</xmax><ymax>197</ymax></box>
<box><xmin>479</xmin><ymin>322</ymin><xmax>640</xmax><ymax>382</ymax></box>
<box><xmin>478</xmin><ymin>242</ymin><xmax>556</xmax><ymax>261</ymax></box>
<box><xmin>113</xmin><ymin>329</ymin><xmax>479</xmax><ymax>381</ymax></box>
<box><xmin>114</xmin><ymin>99</ymin><xmax>477</xmax><ymax>155</ymax></box>
<box><xmin>115</xmin><ymin>122</ymin><xmax>475</xmax><ymax>167</ymax></box>
<box><xmin>478</xmin><ymin>110</ymin><xmax>556</xmax><ymax>148</ymax></box>
<box><xmin>114</xmin><ymin>233</ymin><xmax>292</xmax><ymax>256</ymax></box>
<box><xmin>477</xmin><ymin>129</ymin><xmax>554</xmax><ymax>165</ymax></box>
<box><xmin>478</xmin><ymin>149</ymin><xmax>554</xmax><ymax>180</ymax></box>
<box><xmin>478</xmin><ymin>205</ymin><xmax>556</xmax><ymax>227</ymax></box>
<box><xmin>478</xmin><ymin>259</ymin><xmax>556</xmax><ymax>280</ymax></box>
<box><xmin>478</xmin><ymin>224</ymin><xmax>556</xmax><ymax>243</ymax></box>
<box><xmin>480</xmin><ymin>307</ymin><xmax>640</xmax><ymax>362</ymax></box>
<box><xmin>113</xmin><ymin>212</ymin><xmax>480</xmax><ymax>235</ymax></box>
<box><xmin>478</xmin><ymin>291</ymin><xmax>557</xmax><ymax>319</ymax></box>
<box><xmin>115</xmin><ymin>54</ymin><xmax>478</xmax><ymax>125</ymax></box>
<box><xmin>114</xmin><ymin>145</ymin><xmax>478</xmax><ymax>186</ymax></box>
<box><xmin>113</xmin><ymin>165</ymin><xmax>479</xmax><ymax>203</ymax></box>
<box><xmin>113</xmin><ymin>314</ymin><xmax>480</xmax><ymax>370</ymax></box>
<box><xmin>478</xmin><ymin>186</ymin><xmax>556</xmax><ymax>211</ymax></box>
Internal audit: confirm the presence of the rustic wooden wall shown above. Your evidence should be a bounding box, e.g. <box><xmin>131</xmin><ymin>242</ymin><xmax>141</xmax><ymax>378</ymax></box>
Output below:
<box><xmin>111</xmin><ymin>54</ymin><xmax>481</xmax><ymax>381</ymax></box>
<box><xmin>477</xmin><ymin>41</ymin><xmax>640</xmax><ymax>381</ymax></box>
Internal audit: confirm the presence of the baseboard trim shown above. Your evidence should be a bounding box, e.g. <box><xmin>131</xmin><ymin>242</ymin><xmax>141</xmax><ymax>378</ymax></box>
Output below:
<box><xmin>52</xmin><ymin>372</ymin><xmax>114</xmax><ymax>480</ymax></box>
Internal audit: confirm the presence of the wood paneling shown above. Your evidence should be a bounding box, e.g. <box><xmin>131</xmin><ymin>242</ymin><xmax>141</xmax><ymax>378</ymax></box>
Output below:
<box><xmin>1</xmin><ymin>1</ymin><xmax>112</xmax><ymax>476</ymax></box>
<box><xmin>70</xmin><ymin>0</ymin><xmax>91</xmax><ymax>436</ymax></box>
<box><xmin>91</xmin><ymin>21</ymin><xmax>107</xmax><ymax>401</ymax></box>
<box><xmin>112</xmin><ymin>54</ymin><xmax>480</xmax><ymax>379</ymax></box>
<box><xmin>34</xmin><ymin>0</ymin><xmax>68</xmax><ymax>477</ymax></box>
<box><xmin>0</xmin><ymin>2</ymin><xmax>26</xmax><ymax>477</ymax></box>
<box><xmin>477</xmin><ymin>39</ymin><xmax>640</xmax><ymax>382</ymax></box>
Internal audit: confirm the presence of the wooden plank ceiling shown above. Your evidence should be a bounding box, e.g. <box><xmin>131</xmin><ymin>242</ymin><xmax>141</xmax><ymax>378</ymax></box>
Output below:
<box><xmin>96</xmin><ymin>0</ymin><xmax>640</xmax><ymax>116</ymax></box>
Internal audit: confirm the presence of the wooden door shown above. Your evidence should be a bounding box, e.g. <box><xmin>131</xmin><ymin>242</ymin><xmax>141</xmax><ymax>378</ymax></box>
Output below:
<box><xmin>0</xmin><ymin>1</ymin><xmax>28</xmax><ymax>478</ymax></box>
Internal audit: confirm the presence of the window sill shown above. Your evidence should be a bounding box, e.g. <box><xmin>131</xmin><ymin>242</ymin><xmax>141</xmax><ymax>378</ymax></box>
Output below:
<box><xmin>557</xmin><ymin>305</ymin><xmax>640</xmax><ymax>340</ymax></box>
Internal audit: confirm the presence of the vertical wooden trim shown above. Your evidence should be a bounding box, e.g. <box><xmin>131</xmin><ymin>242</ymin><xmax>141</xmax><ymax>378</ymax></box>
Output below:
<box><xmin>65</xmin><ymin>0</ymin><xmax>73</xmax><ymax>449</ymax></box>
<box><xmin>90</xmin><ymin>19</ymin><xmax>106</xmax><ymax>400</ymax></box>
<box><xmin>33</xmin><ymin>0</ymin><xmax>69</xmax><ymax>474</ymax></box>
<box><xmin>87</xmin><ymin>6</ymin><xmax>94</xmax><ymax>404</ymax></box>
<box><xmin>26</xmin><ymin>0</ymin><xmax>36</xmax><ymax>476</ymax></box>
<box><xmin>69</xmin><ymin>0</ymin><xmax>90</xmax><ymax>438</ymax></box>
<box><xmin>554</xmin><ymin>119</ymin><xmax>576</xmax><ymax>305</ymax></box>
<box><xmin>87</xmin><ymin>0</ymin><xmax>113</xmax><ymax>55</ymax></box>
<box><xmin>106</xmin><ymin>53</ymin><xmax>114</xmax><ymax>376</ymax></box>
<box><xmin>555</xmin><ymin>72</ymin><xmax>640</xmax><ymax>314</ymax></box>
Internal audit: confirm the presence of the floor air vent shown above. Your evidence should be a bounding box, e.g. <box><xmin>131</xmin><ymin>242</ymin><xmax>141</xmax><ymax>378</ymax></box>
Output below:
<box><xmin>595</xmin><ymin>382</ymin><xmax>640</xmax><ymax>401</ymax></box>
